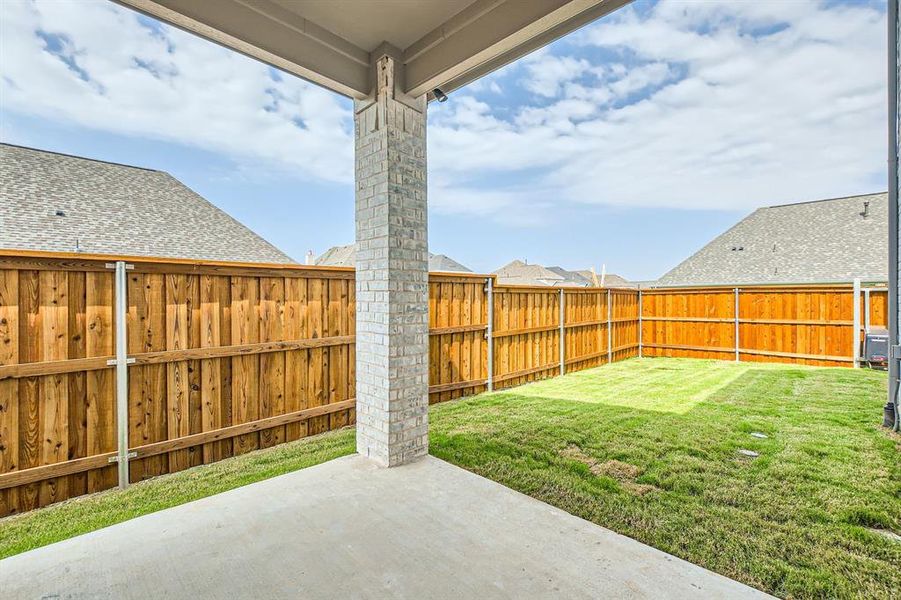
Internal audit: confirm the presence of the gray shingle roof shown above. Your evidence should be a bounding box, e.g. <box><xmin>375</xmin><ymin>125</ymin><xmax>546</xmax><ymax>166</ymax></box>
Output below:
<box><xmin>315</xmin><ymin>244</ymin><xmax>472</xmax><ymax>272</ymax></box>
<box><xmin>572</xmin><ymin>270</ymin><xmax>633</xmax><ymax>288</ymax></box>
<box><xmin>656</xmin><ymin>192</ymin><xmax>888</xmax><ymax>286</ymax></box>
<box><xmin>494</xmin><ymin>261</ymin><xmax>632</xmax><ymax>287</ymax></box>
<box><xmin>315</xmin><ymin>244</ymin><xmax>356</xmax><ymax>267</ymax></box>
<box><xmin>429</xmin><ymin>253</ymin><xmax>472</xmax><ymax>273</ymax></box>
<box><xmin>493</xmin><ymin>260</ymin><xmax>564</xmax><ymax>286</ymax></box>
<box><xmin>546</xmin><ymin>266</ymin><xmax>590</xmax><ymax>286</ymax></box>
<box><xmin>0</xmin><ymin>143</ymin><xmax>295</xmax><ymax>263</ymax></box>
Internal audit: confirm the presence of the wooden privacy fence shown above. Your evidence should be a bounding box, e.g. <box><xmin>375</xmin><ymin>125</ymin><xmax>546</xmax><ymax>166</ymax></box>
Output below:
<box><xmin>425</xmin><ymin>280</ymin><xmax>639</xmax><ymax>401</ymax></box>
<box><xmin>0</xmin><ymin>250</ymin><xmax>885</xmax><ymax>515</ymax></box>
<box><xmin>0</xmin><ymin>253</ymin><xmax>640</xmax><ymax>514</ymax></box>
<box><xmin>0</xmin><ymin>253</ymin><xmax>358</xmax><ymax>516</ymax></box>
<box><xmin>641</xmin><ymin>283</ymin><xmax>887</xmax><ymax>367</ymax></box>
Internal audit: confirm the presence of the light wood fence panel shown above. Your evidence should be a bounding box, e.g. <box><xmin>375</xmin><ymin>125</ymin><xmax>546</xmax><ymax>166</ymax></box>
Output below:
<box><xmin>867</xmin><ymin>290</ymin><xmax>888</xmax><ymax>328</ymax></box>
<box><xmin>611</xmin><ymin>290</ymin><xmax>641</xmax><ymax>362</ymax></box>
<box><xmin>641</xmin><ymin>285</ymin><xmax>886</xmax><ymax>367</ymax></box>
<box><xmin>641</xmin><ymin>288</ymin><xmax>737</xmax><ymax>360</ymax></box>
<box><xmin>492</xmin><ymin>287</ymin><xmax>562</xmax><ymax>389</ymax></box>
<box><xmin>738</xmin><ymin>287</ymin><xmax>852</xmax><ymax>367</ymax></box>
<box><xmin>428</xmin><ymin>274</ymin><xmax>488</xmax><ymax>403</ymax></box>
<box><xmin>563</xmin><ymin>289</ymin><xmax>609</xmax><ymax>372</ymax></box>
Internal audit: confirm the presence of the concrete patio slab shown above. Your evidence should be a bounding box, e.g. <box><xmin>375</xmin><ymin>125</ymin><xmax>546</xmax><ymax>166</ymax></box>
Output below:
<box><xmin>0</xmin><ymin>455</ymin><xmax>770</xmax><ymax>599</ymax></box>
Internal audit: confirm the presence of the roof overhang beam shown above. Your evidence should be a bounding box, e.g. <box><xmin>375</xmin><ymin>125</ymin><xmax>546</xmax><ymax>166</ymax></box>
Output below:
<box><xmin>404</xmin><ymin>0</ymin><xmax>631</xmax><ymax>98</ymax></box>
<box><xmin>114</xmin><ymin>0</ymin><xmax>372</xmax><ymax>98</ymax></box>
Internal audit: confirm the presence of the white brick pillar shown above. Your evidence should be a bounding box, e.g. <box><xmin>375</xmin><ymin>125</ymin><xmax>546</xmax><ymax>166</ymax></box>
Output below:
<box><xmin>354</xmin><ymin>53</ymin><xmax>429</xmax><ymax>466</ymax></box>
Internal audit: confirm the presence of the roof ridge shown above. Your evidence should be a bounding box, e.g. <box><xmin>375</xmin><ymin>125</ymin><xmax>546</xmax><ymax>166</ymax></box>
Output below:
<box><xmin>161</xmin><ymin>175</ymin><xmax>295</xmax><ymax>263</ymax></box>
<box><xmin>0</xmin><ymin>142</ymin><xmax>163</xmax><ymax>173</ymax></box>
<box><xmin>764</xmin><ymin>191</ymin><xmax>887</xmax><ymax>209</ymax></box>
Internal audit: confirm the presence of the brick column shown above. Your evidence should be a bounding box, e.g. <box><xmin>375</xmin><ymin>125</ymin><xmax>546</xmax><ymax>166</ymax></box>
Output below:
<box><xmin>354</xmin><ymin>54</ymin><xmax>429</xmax><ymax>466</ymax></box>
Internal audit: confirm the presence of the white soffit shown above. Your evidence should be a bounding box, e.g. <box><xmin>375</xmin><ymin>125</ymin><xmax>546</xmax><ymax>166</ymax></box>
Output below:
<box><xmin>114</xmin><ymin>0</ymin><xmax>631</xmax><ymax>99</ymax></box>
<box><xmin>273</xmin><ymin>0</ymin><xmax>477</xmax><ymax>52</ymax></box>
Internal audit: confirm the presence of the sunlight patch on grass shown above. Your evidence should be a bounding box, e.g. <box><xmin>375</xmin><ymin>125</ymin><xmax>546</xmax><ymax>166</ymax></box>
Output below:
<box><xmin>508</xmin><ymin>358</ymin><xmax>755</xmax><ymax>414</ymax></box>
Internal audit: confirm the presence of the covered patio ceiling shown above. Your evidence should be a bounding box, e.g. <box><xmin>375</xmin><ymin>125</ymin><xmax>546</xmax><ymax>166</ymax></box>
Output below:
<box><xmin>115</xmin><ymin>0</ymin><xmax>631</xmax><ymax>99</ymax></box>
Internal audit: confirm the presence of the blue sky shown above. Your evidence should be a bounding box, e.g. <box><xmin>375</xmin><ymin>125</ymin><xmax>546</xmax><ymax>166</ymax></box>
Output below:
<box><xmin>0</xmin><ymin>0</ymin><xmax>888</xmax><ymax>280</ymax></box>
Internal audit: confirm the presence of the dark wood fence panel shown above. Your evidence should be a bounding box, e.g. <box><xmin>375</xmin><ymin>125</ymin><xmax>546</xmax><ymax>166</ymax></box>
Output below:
<box><xmin>124</xmin><ymin>269</ymin><xmax>356</xmax><ymax>483</ymax></box>
<box><xmin>0</xmin><ymin>255</ymin><xmax>357</xmax><ymax>515</ymax></box>
<box><xmin>0</xmin><ymin>266</ymin><xmax>118</xmax><ymax>514</ymax></box>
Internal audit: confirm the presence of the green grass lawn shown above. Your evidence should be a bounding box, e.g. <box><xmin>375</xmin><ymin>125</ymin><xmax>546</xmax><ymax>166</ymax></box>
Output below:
<box><xmin>431</xmin><ymin>359</ymin><xmax>901</xmax><ymax>599</ymax></box>
<box><xmin>2</xmin><ymin>358</ymin><xmax>899</xmax><ymax>598</ymax></box>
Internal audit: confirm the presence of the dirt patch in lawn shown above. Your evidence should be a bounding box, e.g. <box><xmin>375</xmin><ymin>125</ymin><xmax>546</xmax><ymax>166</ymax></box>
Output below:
<box><xmin>562</xmin><ymin>445</ymin><xmax>658</xmax><ymax>495</ymax></box>
<box><xmin>561</xmin><ymin>445</ymin><xmax>602</xmax><ymax>474</ymax></box>
<box><xmin>598</xmin><ymin>459</ymin><xmax>642</xmax><ymax>480</ymax></box>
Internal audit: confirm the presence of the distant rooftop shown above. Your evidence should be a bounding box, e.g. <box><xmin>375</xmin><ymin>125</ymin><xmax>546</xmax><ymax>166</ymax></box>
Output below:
<box><xmin>0</xmin><ymin>143</ymin><xmax>294</xmax><ymax>263</ymax></box>
<box><xmin>494</xmin><ymin>260</ymin><xmax>632</xmax><ymax>287</ymax></box>
<box><xmin>656</xmin><ymin>192</ymin><xmax>888</xmax><ymax>286</ymax></box>
<box><xmin>316</xmin><ymin>244</ymin><xmax>472</xmax><ymax>273</ymax></box>
<box><xmin>572</xmin><ymin>270</ymin><xmax>632</xmax><ymax>288</ymax></box>
<box><xmin>494</xmin><ymin>260</ymin><xmax>563</xmax><ymax>286</ymax></box>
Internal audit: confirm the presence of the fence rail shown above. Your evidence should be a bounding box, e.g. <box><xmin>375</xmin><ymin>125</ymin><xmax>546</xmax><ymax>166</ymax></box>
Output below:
<box><xmin>0</xmin><ymin>251</ymin><xmax>886</xmax><ymax>515</ymax></box>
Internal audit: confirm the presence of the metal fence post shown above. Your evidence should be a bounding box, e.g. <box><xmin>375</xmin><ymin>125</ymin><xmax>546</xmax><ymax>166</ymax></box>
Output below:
<box><xmin>638</xmin><ymin>289</ymin><xmax>643</xmax><ymax>358</ymax></box>
<box><xmin>734</xmin><ymin>287</ymin><xmax>740</xmax><ymax>362</ymax></box>
<box><xmin>853</xmin><ymin>278</ymin><xmax>861</xmax><ymax>368</ymax></box>
<box><xmin>607</xmin><ymin>290</ymin><xmax>613</xmax><ymax>364</ymax></box>
<box><xmin>107</xmin><ymin>261</ymin><xmax>135</xmax><ymax>488</ymax></box>
<box><xmin>559</xmin><ymin>288</ymin><xmax>565</xmax><ymax>375</ymax></box>
<box><xmin>864</xmin><ymin>288</ymin><xmax>871</xmax><ymax>334</ymax></box>
<box><xmin>486</xmin><ymin>277</ymin><xmax>494</xmax><ymax>392</ymax></box>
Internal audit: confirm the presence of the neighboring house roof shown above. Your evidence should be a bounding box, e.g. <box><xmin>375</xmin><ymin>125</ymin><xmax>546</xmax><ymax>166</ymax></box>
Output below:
<box><xmin>546</xmin><ymin>266</ymin><xmax>591</xmax><ymax>287</ymax></box>
<box><xmin>429</xmin><ymin>253</ymin><xmax>472</xmax><ymax>273</ymax></box>
<box><xmin>494</xmin><ymin>260</ymin><xmax>564</xmax><ymax>286</ymax></box>
<box><xmin>656</xmin><ymin>192</ymin><xmax>888</xmax><ymax>287</ymax></box>
<box><xmin>494</xmin><ymin>261</ymin><xmax>633</xmax><ymax>287</ymax></box>
<box><xmin>0</xmin><ymin>143</ymin><xmax>294</xmax><ymax>263</ymax></box>
<box><xmin>572</xmin><ymin>270</ymin><xmax>633</xmax><ymax>288</ymax></box>
<box><xmin>315</xmin><ymin>244</ymin><xmax>355</xmax><ymax>268</ymax></box>
<box><xmin>315</xmin><ymin>244</ymin><xmax>472</xmax><ymax>272</ymax></box>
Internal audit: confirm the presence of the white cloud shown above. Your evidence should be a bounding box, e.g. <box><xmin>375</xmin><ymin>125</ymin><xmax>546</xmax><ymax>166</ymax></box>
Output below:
<box><xmin>430</xmin><ymin>182</ymin><xmax>551</xmax><ymax>227</ymax></box>
<box><xmin>607</xmin><ymin>62</ymin><xmax>674</xmax><ymax>98</ymax></box>
<box><xmin>521</xmin><ymin>52</ymin><xmax>594</xmax><ymax>98</ymax></box>
<box><xmin>0</xmin><ymin>0</ymin><xmax>353</xmax><ymax>183</ymax></box>
<box><xmin>0</xmin><ymin>0</ymin><xmax>888</xmax><ymax>226</ymax></box>
<box><xmin>430</xmin><ymin>0</ymin><xmax>887</xmax><ymax>219</ymax></box>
